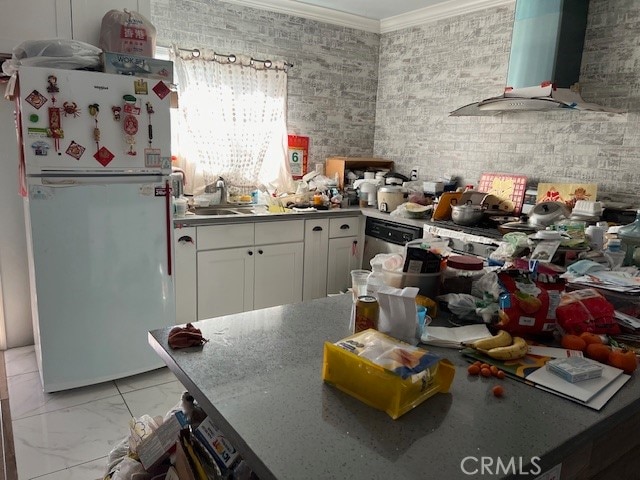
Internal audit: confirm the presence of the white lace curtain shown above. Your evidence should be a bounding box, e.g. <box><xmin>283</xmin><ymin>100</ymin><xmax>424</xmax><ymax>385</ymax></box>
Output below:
<box><xmin>171</xmin><ymin>47</ymin><xmax>294</xmax><ymax>195</ymax></box>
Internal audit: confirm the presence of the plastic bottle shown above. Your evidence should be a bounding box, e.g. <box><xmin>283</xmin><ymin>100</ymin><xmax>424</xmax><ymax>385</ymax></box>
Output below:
<box><xmin>604</xmin><ymin>239</ymin><xmax>625</xmax><ymax>270</ymax></box>
<box><xmin>366</xmin><ymin>258</ymin><xmax>386</xmax><ymax>298</ymax></box>
<box><xmin>618</xmin><ymin>210</ymin><xmax>640</xmax><ymax>266</ymax></box>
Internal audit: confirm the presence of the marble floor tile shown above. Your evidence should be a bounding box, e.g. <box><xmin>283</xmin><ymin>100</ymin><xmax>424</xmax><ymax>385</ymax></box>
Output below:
<box><xmin>8</xmin><ymin>370</ymin><xmax>120</xmax><ymax>420</ymax></box>
<box><xmin>115</xmin><ymin>367</ymin><xmax>178</xmax><ymax>394</ymax></box>
<box><xmin>4</xmin><ymin>345</ymin><xmax>37</xmax><ymax>377</ymax></box>
<box><xmin>35</xmin><ymin>456</ymin><xmax>107</xmax><ymax>480</ymax></box>
<box><xmin>122</xmin><ymin>380</ymin><xmax>186</xmax><ymax>419</ymax></box>
<box><xmin>12</xmin><ymin>395</ymin><xmax>132</xmax><ymax>479</ymax></box>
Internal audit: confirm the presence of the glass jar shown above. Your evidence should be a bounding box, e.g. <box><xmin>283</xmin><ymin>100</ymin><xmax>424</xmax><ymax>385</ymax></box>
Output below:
<box><xmin>441</xmin><ymin>255</ymin><xmax>485</xmax><ymax>294</ymax></box>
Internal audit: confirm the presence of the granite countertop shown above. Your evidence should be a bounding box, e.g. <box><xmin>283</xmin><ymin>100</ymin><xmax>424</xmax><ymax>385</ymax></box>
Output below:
<box><xmin>148</xmin><ymin>294</ymin><xmax>640</xmax><ymax>480</ymax></box>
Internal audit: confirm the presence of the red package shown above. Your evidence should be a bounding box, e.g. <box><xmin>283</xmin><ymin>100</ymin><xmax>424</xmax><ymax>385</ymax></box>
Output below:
<box><xmin>497</xmin><ymin>270</ymin><xmax>565</xmax><ymax>337</ymax></box>
<box><xmin>555</xmin><ymin>288</ymin><xmax>620</xmax><ymax>335</ymax></box>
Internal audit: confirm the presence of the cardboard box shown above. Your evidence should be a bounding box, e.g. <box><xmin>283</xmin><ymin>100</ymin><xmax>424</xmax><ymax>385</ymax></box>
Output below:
<box><xmin>137</xmin><ymin>412</ymin><xmax>183</xmax><ymax>470</ymax></box>
<box><xmin>102</xmin><ymin>52</ymin><xmax>173</xmax><ymax>83</ymax></box>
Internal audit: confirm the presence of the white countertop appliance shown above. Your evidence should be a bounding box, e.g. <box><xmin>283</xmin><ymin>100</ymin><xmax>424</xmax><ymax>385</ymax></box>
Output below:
<box><xmin>17</xmin><ymin>66</ymin><xmax>175</xmax><ymax>392</ymax></box>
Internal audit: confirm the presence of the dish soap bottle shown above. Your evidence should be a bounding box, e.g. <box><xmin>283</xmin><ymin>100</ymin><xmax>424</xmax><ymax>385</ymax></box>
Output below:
<box><xmin>367</xmin><ymin>257</ymin><xmax>386</xmax><ymax>298</ymax></box>
<box><xmin>617</xmin><ymin>210</ymin><xmax>640</xmax><ymax>266</ymax></box>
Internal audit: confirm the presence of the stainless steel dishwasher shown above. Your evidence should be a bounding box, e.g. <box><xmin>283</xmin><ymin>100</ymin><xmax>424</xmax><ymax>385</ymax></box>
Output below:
<box><xmin>362</xmin><ymin>217</ymin><xmax>423</xmax><ymax>268</ymax></box>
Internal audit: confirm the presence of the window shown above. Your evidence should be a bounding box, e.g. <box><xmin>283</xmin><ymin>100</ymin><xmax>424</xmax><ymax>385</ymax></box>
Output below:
<box><xmin>168</xmin><ymin>47</ymin><xmax>294</xmax><ymax>196</ymax></box>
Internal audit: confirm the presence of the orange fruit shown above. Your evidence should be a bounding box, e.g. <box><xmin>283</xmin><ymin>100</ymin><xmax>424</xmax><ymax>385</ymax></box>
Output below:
<box><xmin>468</xmin><ymin>364</ymin><xmax>481</xmax><ymax>376</ymax></box>
<box><xmin>481</xmin><ymin>368</ymin><xmax>492</xmax><ymax>377</ymax></box>
<box><xmin>561</xmin><ymin>334</ymin><xmax>587</xmax><ymax>352</ymax></box>
<box><xmin>608</xmin><ymin>349</ymin><xmax>638</xmax><ymax>374</ymax></box>
<box><xmin>492</xmin><ymin>385</ymin><xmax>504</xmax><ymax>397</ymax></box>
<box><xmin>585</xmin><ymin>343</ymin><xmax>611</xmax><ymax>363</ymax></box>
<box><xmin>580</xmin><ymin>332</ymin><xmax>604</xmax><ymax>345</ymax></box>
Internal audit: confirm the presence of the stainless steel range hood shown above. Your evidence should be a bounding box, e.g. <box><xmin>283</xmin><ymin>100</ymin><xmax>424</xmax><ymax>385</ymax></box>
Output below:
<box><xmin>451</xmin><ymin>0</ymin><xmax>623</xmax><ymax>116</ymax></box>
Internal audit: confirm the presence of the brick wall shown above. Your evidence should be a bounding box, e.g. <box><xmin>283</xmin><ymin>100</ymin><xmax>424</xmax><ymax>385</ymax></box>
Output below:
<box><xmin>375</xmin><ymin>0</ymin><xmax>640</xmax><ymax>201</ymax></box>
<box><xmin>152</xmin><ymin>0</ymin><xmax>379</xmax><ymax>169</ymax></box>
<box><xmin>153</xmin><ymin>0</ymin><xmax>640</xmax><ymax>201</ymax></box>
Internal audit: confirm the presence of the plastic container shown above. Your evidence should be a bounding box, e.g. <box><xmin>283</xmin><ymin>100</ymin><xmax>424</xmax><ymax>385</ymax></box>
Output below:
<box><xmin>322</xmin><ymin>329</ymin><xmax>455</xmax><ymax>419</ymax></box>
<box><xmin>604</xmin><ymin>239</ymin><xmax>625</xmax><ymax>269</ymax></box>
<box><xmin>441</xmin><ymin>255</ymin><xmax>484</xmax><ymax>295</ymax></box>
<box><xmin>382</xmin><ymin>269</ymin><xmax>440</xmax><ymax>298</ymax></box>
<box><xmin>617</xmin><ymin>210</ymin><xmax>640</xmax><ymax>266</ymax></box>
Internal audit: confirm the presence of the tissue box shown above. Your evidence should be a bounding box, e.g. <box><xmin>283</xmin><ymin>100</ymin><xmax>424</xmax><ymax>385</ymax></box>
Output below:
<box><xmin>322</xmin><ymin>329</ymin><xmax>455</xmax><ymax>419</ymax></box>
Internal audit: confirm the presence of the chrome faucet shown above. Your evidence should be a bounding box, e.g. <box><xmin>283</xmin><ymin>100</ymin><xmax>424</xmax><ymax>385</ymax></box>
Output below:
<box><xmin>215</xmin><ymin>177</ymin><xmax>227</xmax><ymax>204</ymax></box>
<box><xmin>204</xmin><ymin>176</ymin><xmax>228</xmax><ymax>204</ymax></box>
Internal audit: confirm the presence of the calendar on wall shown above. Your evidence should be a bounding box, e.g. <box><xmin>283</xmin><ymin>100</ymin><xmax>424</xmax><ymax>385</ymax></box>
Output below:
<box><xmin>288</xmin><ymin>135</ymin><xmax>309</xmax><ymax>180</ymax></box>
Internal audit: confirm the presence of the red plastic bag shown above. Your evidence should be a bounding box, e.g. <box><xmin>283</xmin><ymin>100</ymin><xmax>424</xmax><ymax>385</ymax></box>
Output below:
<box><xmin>555</xmin><ymin>288</ymin><xmax>620</xmax><ymax>335</ymax></box>
<box><xmin>497</xmin><ymin>270</ymin><xmax>564</xmax><ymax>337</ymax></box>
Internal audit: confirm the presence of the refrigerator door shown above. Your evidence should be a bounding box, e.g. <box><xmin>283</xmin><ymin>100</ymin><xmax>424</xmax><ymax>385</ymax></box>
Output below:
<box><xmin>25</xmin><ymin>180</ymin><xmax>175</xmax><ymax>392</ymax></box>
<box><xmin>18</xmin><ymin>66</ymin><xmax>171</xmax><ymax>175</ymax></box>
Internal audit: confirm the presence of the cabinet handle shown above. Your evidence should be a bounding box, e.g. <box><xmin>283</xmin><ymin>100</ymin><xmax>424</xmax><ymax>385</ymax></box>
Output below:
<box><xmin>312</xmin><ymin>226</ymin><xmax>323</xmax><ymax>232</ymax></box>
<box><xmin>258</xmin><ymin>249</ymin><xmax>264</xmax><ymax>255</ymax></box>
<box><xmin>340</xmin><ymin>224</ymin><xmax>350</xmax><ymax>230</ymax></box>
<box><xmin>178</xmin><ymin>235</ymin><xmax>194</xmax><ymax>245</ymax></box>
<box><xmin>248</xmin><ymin>250</ymin><xmax>253</xmax><ymax>256</ymax></box>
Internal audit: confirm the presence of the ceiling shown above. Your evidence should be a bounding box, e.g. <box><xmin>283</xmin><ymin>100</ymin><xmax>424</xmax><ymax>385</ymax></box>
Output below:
<box><xmin>223</xmin><ymin>0</ymin><xmax>514</xmax><ymax>33</ymax></box>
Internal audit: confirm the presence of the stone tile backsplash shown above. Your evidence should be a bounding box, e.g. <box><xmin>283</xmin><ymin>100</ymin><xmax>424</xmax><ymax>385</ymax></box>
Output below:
<box><xmin>154</xmin><ymin>0</ymin><xmax>640</xmax><ymax>202</ymax></box>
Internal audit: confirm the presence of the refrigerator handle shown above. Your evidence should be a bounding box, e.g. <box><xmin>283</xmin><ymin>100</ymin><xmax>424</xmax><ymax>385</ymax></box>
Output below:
<box><xmin>165</xmin><ymin>179</ymin><xmax>173</xmax><ymax>276</ymax></box>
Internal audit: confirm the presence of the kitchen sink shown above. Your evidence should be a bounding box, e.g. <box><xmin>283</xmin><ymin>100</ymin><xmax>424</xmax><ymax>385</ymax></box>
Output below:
<box><xmin>190</xmin><ymin>205</ymin><xmax>255</xmax><ymax>216</ymax></box>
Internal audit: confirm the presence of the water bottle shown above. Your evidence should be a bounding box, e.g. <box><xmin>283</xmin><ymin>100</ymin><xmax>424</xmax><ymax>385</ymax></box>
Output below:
<box><xmin>366</xmin><ymin>259</ymin><xmax>386</xmax><ymax>298</ymax></box>
<box><xmin>605</xmin><ymin>239</ymin><xmax>625</xmax><ymax>270</ymax></box>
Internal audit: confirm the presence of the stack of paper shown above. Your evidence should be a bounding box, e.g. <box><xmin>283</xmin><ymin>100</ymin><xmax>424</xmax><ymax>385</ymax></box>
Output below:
<box><xmin>420</xmin><ymin>324</ymin><xmax>491</xmax><ymax>348</ymax></box>
<box><xmin>570</xmin><ymin>271</ymin><xmax>640</xmax><ymax>294</ymax></box>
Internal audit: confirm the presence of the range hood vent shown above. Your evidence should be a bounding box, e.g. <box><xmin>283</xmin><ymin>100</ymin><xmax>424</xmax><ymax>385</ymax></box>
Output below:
<box><xmin>451</xmin><ymin>0</ymin><xmax>622</xmax><ymax>116</ymax></box>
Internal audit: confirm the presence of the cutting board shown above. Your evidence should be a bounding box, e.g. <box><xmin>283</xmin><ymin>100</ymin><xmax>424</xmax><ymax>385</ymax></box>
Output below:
<box><xmin>432</xmin><ymin>192</ymin><xmax>462</xmax><ymax>221</ymax></box>
<box><xmin>478</xmin><ymin>173</ymin><xmax>527</xmax><ymax>215</ymax></box>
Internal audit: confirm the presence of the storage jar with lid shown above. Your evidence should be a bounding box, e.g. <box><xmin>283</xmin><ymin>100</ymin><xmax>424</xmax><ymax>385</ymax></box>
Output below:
<box><xmin>617</xmin><ymin>210</ymin><xmax>640</xmax><ymax>266</ymax></box>
<box><xmin>441</xmin><ymin>255</ymin><xmax>485</xmax><ymax>294</ymax></box>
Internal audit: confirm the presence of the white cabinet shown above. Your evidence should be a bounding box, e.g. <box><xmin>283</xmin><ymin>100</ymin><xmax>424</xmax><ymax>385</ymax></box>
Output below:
<box><xmin>70</xmin><ymin>0</ymin><xmax>151</xmax><ymax>48</ymax></box>
<box><xmin>196</xmin><ymin>220</ymin><xmax>304</xmax><ymax>320</ymax></box>
<box><xmin>0</xmin><ymin>0</ymin><xmax>72</xmax><ymax>53</ymax></box>
<box><xmin>326</xmin><ymin>216</ymin><xmax>363</xmax><ymax>295</ymax></box>
<box><xmin>0</xmin><ymin>0</ymin><xmax>151</xmax><ymax>54</ymax></box>
<box><xmin>303</xmin><ymin>219</ymin><xmax>329</xmax><ymax>301</ymax></box>
<box><xmin>174</xmin><ymin>226</ymin><xmax>197</xmax><ymax>323</ymax></box>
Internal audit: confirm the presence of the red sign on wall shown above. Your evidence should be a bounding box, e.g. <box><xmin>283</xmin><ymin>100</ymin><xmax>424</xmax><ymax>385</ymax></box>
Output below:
<box><xmin>288</xmin><ymin>135</ymin><xmax>309</xmax><ymax>180</ymax></box>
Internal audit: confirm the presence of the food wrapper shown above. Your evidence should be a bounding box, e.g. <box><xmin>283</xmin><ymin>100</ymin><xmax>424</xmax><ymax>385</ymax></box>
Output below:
<box><xmin>322</xmin><ymin>329</ymin><xmax>455</xmax><ymax>419</ymax></box>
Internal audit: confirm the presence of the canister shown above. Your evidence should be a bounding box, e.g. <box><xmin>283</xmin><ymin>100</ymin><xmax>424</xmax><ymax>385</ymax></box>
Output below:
<box><xmin>441</xmin><ymin>255</ymin><xmax>484</xmax><ymax>294</ymax></box>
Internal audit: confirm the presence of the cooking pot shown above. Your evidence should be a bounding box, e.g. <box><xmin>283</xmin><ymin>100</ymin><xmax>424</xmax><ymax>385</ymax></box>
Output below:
<box><xmin>451</xmin><ymin>201</ymin><xmax>485</xmax><ymax>226</ymax></box>
<box><xmin>528</xmin><ymin>201</ymin><xmax>570</xmax><ymax>229</ymax></box>
<box><xmin>377</xmin><ymin>186</ymin><xmax>406</xmax><ymax>213</ymax></box>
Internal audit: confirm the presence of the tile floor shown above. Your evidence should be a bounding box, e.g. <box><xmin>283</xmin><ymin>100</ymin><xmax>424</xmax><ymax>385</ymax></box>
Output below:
<box><xmin>5</xmin><ymin>345</ymin><xmax>185</xmax><ymax>479</ymax></box>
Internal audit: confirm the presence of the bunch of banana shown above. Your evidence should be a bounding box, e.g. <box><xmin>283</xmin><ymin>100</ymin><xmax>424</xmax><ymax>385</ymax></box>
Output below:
<box><xmin>467</xmin><ymin>330</ymin><xmax>529</xmax><ymax>360</ymax></box>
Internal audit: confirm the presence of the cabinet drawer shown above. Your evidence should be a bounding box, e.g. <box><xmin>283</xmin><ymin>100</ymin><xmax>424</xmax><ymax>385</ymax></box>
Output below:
<box><xmin>197</xmin><ymin>223</ymin><xmax>254</xmax><ymax>250</ymax></box>
<box><xmin>255</xmin><ymin>220</ymin><xmax>304</xmax><ymax>244</ymax></box>
<box><xmin>329</xmin><ymin>216</ymin><xmax>361</xmax><ymax>238</ymax></box>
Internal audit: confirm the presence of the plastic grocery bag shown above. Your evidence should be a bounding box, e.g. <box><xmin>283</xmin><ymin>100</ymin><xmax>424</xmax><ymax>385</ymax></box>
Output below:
<box><xmin>99</xmin><ymin>9</ymin><xmax>157</xmax><ymax>56</ymax></box>
<box><xmin>2</xmin><ymin>39</ymin><xmax>102</xmax><ymax>76</ymax></box>
<box><xmin>555</xmin><ymin>288</ymin><xmax>620</xmax><ymax>335</ymax></box>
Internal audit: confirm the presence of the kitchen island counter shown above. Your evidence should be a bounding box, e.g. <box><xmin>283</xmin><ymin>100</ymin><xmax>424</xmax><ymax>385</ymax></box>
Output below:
<box><xmin>148</xmin><ymin>294</ymin><xmax>640</xmax><ymax>480</ymax></box>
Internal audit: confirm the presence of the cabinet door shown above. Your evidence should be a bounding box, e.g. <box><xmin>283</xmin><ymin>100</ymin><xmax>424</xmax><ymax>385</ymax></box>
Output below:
<box><xmin>197</xmin><ymin>247</ymin><xmax>254</xmax><ymax>319</ymax></box>
<box><xmin>1</xmin><ymin>0</ymin><xmax>72</xmax><ymax>53</ymax></box>
<box><xmin>303</xmin><ymin>219</ymin><xmax>329</xmax><ymax>301</ymax></box>
<box><xmin>174</xmin><ymin>227</ymin><xmax>196</xmax><ymax>323</ymax></box>
<box><xmin>254</xmin><ymin>242</ymin><xmax>303</xmax><ymax>310</ymax></box>
<box><xmin>327</xmin><ymin>236</ymin><xmax>361</xmax><ymax>295</ymax></box>
<box><xmin>70</xmin><ymin>0</ymin><xmax>151</xmax><ymax>47</ymax></box>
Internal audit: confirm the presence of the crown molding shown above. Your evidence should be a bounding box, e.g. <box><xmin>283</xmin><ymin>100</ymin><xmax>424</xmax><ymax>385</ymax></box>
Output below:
<box><xmin>380</xmin><ymin>0</ymin><xmax>514</xmax><ymax>33</ymax></box>
<box><xmin>221</xmin><ymin>0</ymin><xmax>380</xmax><ymax>33</ymax></box>
<box><xmin>221</xmin><ymin>0</ymin><xmax>514</xmax><ymax>34</ymax></box>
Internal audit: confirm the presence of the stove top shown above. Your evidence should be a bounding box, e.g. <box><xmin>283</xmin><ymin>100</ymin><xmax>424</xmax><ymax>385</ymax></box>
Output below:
<box><xmin>424</xmin><ymin>219</ymin><xmax>506</xmax><ymax>258</ymax></box>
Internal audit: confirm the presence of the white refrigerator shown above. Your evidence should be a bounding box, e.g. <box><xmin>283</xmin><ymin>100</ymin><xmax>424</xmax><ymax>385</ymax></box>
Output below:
<box><xmin>17</xmin><ymin>66</ymin><xmax>176</xmax><ymax>392</ymax></box>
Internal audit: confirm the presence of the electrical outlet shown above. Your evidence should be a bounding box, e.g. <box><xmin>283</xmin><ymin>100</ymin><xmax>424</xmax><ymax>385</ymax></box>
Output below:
<box><xmin>410</xmin><ymin>166</ymin><xmax>420</xmax><ymax>181</ymax></box>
